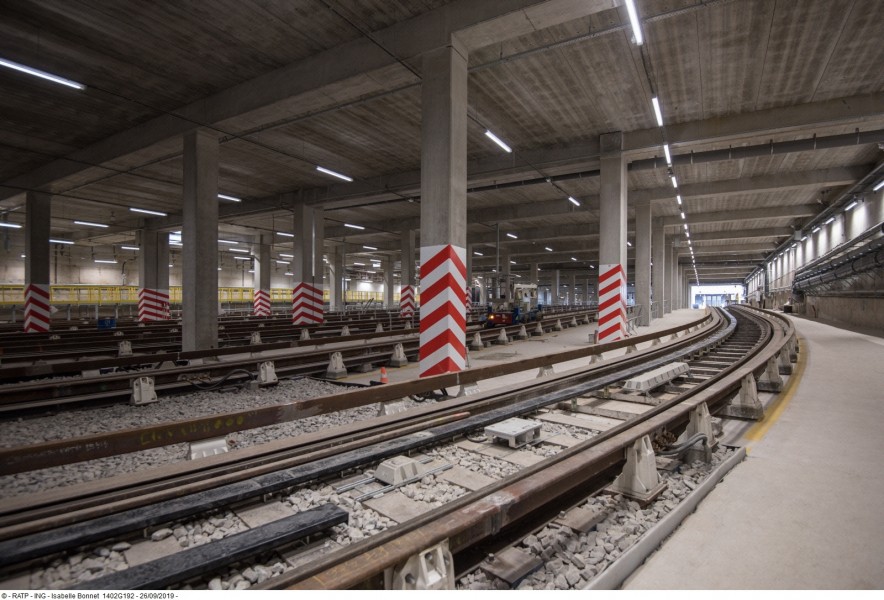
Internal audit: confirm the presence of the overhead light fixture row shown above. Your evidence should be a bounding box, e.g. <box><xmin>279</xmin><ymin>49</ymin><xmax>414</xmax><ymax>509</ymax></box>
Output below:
<box><xmin>316</xmin><ymin>166</ymin><xmax>353</xmax><ymax>182</ymax></box>
<box><xmin>484</xmin><ymin>130</ymin><xmax>512</xmax><ymax>153</ymax></box>
<box><xmin>0</xmin><ymin>57</ymin><xmax>85</xmax><ymax>90</ymax></box>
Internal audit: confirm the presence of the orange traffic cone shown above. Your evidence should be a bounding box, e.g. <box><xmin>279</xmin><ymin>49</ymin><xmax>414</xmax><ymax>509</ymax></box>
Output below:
<box><xmin>380</xmin><ymin>366</ymin><xmax>389</xmax><ymax>384</ymax></box>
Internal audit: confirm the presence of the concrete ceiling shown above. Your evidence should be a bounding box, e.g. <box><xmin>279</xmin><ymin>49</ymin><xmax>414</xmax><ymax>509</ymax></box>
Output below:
<box><xmin>2</xmin><ymin>0</ymin><xmax>884</xmax><ymax>286</ymax></box>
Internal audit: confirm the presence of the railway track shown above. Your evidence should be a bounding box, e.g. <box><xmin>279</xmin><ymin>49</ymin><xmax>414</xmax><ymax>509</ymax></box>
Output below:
<box><xmin>0</xmin><ymin>306</ymin><xmax>796</xmax><ymax>590</ymax></box>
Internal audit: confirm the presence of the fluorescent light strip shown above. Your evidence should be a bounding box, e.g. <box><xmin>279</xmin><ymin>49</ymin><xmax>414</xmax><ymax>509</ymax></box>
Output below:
<box><xmin>484</xmin><ymin>130</ymin><xmax>512</xmax><ymax>153</ymax></box>
<box><xmin>676</xmin><ymin>195</ymin><xmax>683</xmax><ymax>205</ymax></box>
<box><xmin>279</xmin><ymin>253</ymin><xmax>294</xmax><ymax>258</ymax></box>
<box><xmin>363</xmin><ymin>245</ymin><xmax>377</xmax><ymax>250</ymax></box>
<box><xmin>624</xmin><ymin>0</ymin><xmax>644</xmax><ymax>45</ymax></box>
<box><xmin>0</xmin><ymin>222</ymin><xmax>22</xmax><ymax>229</ymax></box>
<box><xmin>545</xmin><ymin>247</ymin><xmax>553</xmax><ymax>251</ymax></box>
<box><xmin>233</xmin><ymin>256</ymin><xmax>251</xmax><ymax>261</ymax></box>
<box><xmin>316</xmin><ymin>166</ymin><xmax>353</xmax><ymax>182</ymax></box>
<box><xmin>474</xmin><ymin>251</ymin><xmax>484</xmax><ymax>256</ymax></box>
<box><xmin>344</xmin><ymin>223</ymin><xmax>364</xmax><ymax>230</ymax></box>
<box><xmin>49</xmin><ymin>238</ymin><xmax>74</xmax><ymax>244</ymax></box>
<box><xmin>0</xmin><ymin>57</ymin><xmax>85</xmax><ymax>90</ymax></box>
<box><xmin>509</xmin><ymin>260</ymin><xmax>516</xmax><ymax>265</ymax></box>
<box><xmin>276</xmin><ymin>232</ymin><xmax>294</xmax><ymax>238</ymax></box>
<box><xmin>94</xmin><ymin>259</ymin><xmax>117</xmax><ymax>264</ymax></box>
<box><xmin>874</xmin><ymin>180</ymin><xmax>884</xmax><ymax>192</ymax></box>
<box><xmin>812</xmin><ymin>226</ymin><xmax>820</xmax><ymax>233</ymax></box>
<box><xmin>218</xmin><ymin>240</ymin><xmax>239</xmax><ymax>245</ymax></box>
<box><xmin>571</xmin><ymin>257</ymin><xmax>577</xmax><ymax>261</ymax></box>
<box><xmin>74</xmin><ymin>220</ymin><xmax>108</xmax><ymax>228</ymax></box>
<box><xmin>568</xmin><ymin>196</ymin><xmax>581</xmax><ymax>207</ymax></box>
<box><xmin>663</xmin><ymin>144</ymin><xmax>672</xmax><ymax>165</ymax></box>
<box><xmin>129</xmin><ymin>207</ymin><xmax>167</xmax><ymax>217</ymax></box>
<box><xmin>218</xmin><ymin>194</ymin><xmax>242</xmax><ymax>202</ymax></box>
<box><xmin>353</xmin><ymin>262</ymin><xmax>365</xmax><ymax>266</ymax></box>
<box><xmin>671</xmin><ymin>176</ymin><xmax>678</xmax><ymax>189</ymax></box>
<box><xmin>506</xmin><ymin>233</ymin><xmax>517</xmax><ymax>239</ymax></box>
<box><xmin>276</xmin><ymin>260</ymin><xmax>290</xmax><ymax>265</ymax></box>
<box><xmin>229</xmin><ymin>248</ymin><xmax>249</xmax><ymax>253</ymax></box>
<box><xmin>285</xmin><ymin>272</ymin><xmax>294</xmax><ymax>276</ymax></box>
<box><xmin>121</xmin><ymin>246</ymin><xmax>139</xmax><ymax>251</ymax></box>
<box><xmin>680</xmin><ymin>212</ymin><xmax>686</xmax><ymax>220</ymax></box>
<box><xmin>627</xmin><ymin>241</ymin><xmax>633</xmax><ymax>247</ymax></box>
<box><xmin>651</xmin><ymin>96</ymin><xmax>664</xmax><ymax>127</ymax></box>
<box><xmin>844</xmin><ymin>201</ymin><xmax>858</xmax><ymax>211</ymax></box>
<box><xmin>824</xmin><ymin>217</ymin><xmax>835</xmax><ymax>225</ymax></box>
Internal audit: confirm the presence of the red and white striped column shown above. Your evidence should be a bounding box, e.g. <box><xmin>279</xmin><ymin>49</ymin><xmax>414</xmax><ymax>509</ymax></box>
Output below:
<box><xmin>464</xmin><ymin>287</ymin><xmax>472</xmax><ymax>316</ymax></box>
<box><xmin>138</xmin><ymin>288</ymin><xmax>170</xmax><ymax>322</ymax></box>
<box><xmin>23</xmin><ymin>283</ymin><xmax>51</xmax><ymax>333</ymax></box>
<box><xmin>292</xmin><ymin>282</ymin><xmax>323</xmax><ymax>325</ymax></box>
<box><xmin>598</xmin><ymin>264</ymin><xmax>627</xmax><ymax>342</ymax></box>
<box><xmin>399</xmin><ymin>285</ymin><xmax>415</xmax><ymax>318</ymax></box>
<box><xmin>419</xmin><ymin>244</ymin><xmax>467</xmax><ymax>377</ymax></box>
<box><xmin>253</xmin><ymin>289</ymin><xmax>271</xmax><ymax>316</ymax></box>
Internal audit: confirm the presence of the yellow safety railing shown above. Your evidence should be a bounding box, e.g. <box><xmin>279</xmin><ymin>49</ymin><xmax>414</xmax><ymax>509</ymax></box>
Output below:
<box><xmin>0</xmin><ymin>285</ymin><xmax>415</xmax><ymax>305</ymax></box>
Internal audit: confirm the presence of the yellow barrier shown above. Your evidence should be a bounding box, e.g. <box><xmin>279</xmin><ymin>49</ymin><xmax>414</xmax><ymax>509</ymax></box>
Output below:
<box><xmin>0</xmin><ymin>285</ymin><xmax>415</xmax><ymax>306</ymax></box>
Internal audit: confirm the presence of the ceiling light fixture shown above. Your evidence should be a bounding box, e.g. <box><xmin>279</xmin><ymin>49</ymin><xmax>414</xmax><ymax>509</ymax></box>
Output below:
<box><xmin>218</xmin><ymin>240</ymin><xmax>239</xmax><ymax>245</ymax></box>
<box><xmin>844</xmin><ymin>200</ymin><xmax>858</xmax><ymax>211</ymax></box>
<box><xmin>316</xmin><ymin>166</ymin><xmax>353</xmax><ymax>182</ymax></box>
<box><xmin>0</xmin><ymin>57</ymin><xmax>85</xmax><ymax>90</ymax></box>
<box><xmin>571</xmin><ymin>257</ymin><xmax>577</xmax><ymax>261</ymax></box>
<box><xmin>676</xmin><ymin>195</ymin><xmax>683</xmax><ymax>205</ymax></box>
<box><xmin>568</xmin><ymin>196</ymin><xmax>581</xmax><ymax>207</ymax></box>
<box><xmin>627</xmin><ymin>241</ymin><xmax>633</xmax><ymax>247</ymax></box>
<box><xmin>344</xmin><ymin>223</ymin><xmax>364</xmax><ymax>230</ymax></box>
<box><xmin>129</xmin><ymin>207</ymin><xmax>167</xmax><ymax>217</ymax></box>
<box><xmin>680</xmin><ymin>212</ymin><xmax>686</xmax><ymax>220</ymax></box>
<box><xmin>363</xmin><ymin>245</ymin><xmax>377</xmax><ymax>250</ymax></box>
<box><xmin>663</xmin><ymin>144</ymin><xmax>672</xmax><ymax>165</ymax></box>
<box><xmin>353</xmin><ymin>262</ymin><xmax>365</xmax><ymax>266</ymax></box>
<box><xmin>0</xmin><ymin>222</ymin><xmax>22</xmax><ymax>229</ymax></box>
<box><xmin>217</xmin><ymin>194</ymin><xmax>242</xmax><ymax>202</ymax></box>
<box><xmin>276</xmin><ymin>260</ymin><xmax>290</xmax><ymax>265</ymax></box>
<box><xmin>229</xmin><ymin>248</ymin><xmax>249</xmax><ymax>253</ymax></box>
<box><xmin>670</xmin><ymin>176</ymin><xmax>678</xmax><ymax>189</ymax></box>
<box><xmin>507</xmin><ymin>233</ymin><xmax>517</xmax><ymax>239</ymax></box>
<box><xmin>509</xmin><ymin>260</ymin><xmax>516</xmax><ymax>265</ymax></box>
<box><xmin>651</xmin><ymin>96</ymin><xmax>664</xmax><ymax>127</ymax></box>
<box><xmin>545</xmin><ymin>247</ymin><xmax>553</xmax><ymax>251</ymax></box>
<box><xmin>624</xmin><ymin>0</ymin><xmax>644</xmax><ymax>45</ymax></box>
<box><xmin>824</xmin><ymin>216</ymin><xmax>835</xmax><ymax>225</ymax></box>
<box><xmin>276</xmin><ymin>232</ymin><xmax>294</xmax><ymax>238</ymax></box>
<box><xmin>74</xmin><ymin>220</ymin><xmax>108</xmax><ymax>228</ymax></box>
<box><xmin>279</xmin><ymin>253</ymin><xmax>294</xmax><ymax>258</ymax></box>
<box><xmin>874</xmin><ymin>180</ymin><xmax>884</xmax><ymax>192</ymax></box>
<box><xmin>484</xmin><ymin>130</ymin><xmax>512</xmax><ymax>153</ymax></box>
<box><xmin>474</xmin><ymin>251</ymin><xmax>484</xmax><ymax>256</ymax></box>
<box><xmin>233</xmin><ymin>256</ymin><xmax>251</xmax><ymax>261</ymax></box>
<box><xmin>49</xmin><ymin>238</ymin><xmax>74</xmax><ymax>244</ymax></box>
<box><xmin>812</xmin><ymin>226</ymin><xmax>820</xmax><ymax>233</ymax></box>
<box><xmin>94</xmin><ymin>259</ymin><xmax>117</xmax><ymax>264</ymax></box>
<box><xmin>121</xmin><ymin>246</ymin><xmax>139</xmax><ymax>251</ymax></box>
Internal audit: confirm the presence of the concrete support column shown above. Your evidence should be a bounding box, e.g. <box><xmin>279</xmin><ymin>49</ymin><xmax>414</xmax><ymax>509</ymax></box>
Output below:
<box><xmin>664</xmin><ymin>237</ymin><xmax>673</xmax><ymax>314</ymax></box>
<box><xmin>652</xmin><ymin>219</ymin><xmax>665</xmax><ymax>320</ymax></box>
<box><xmin>501</xmin><ymin>248</ymin><xmax>511</xmax><ymax>304</ymax></box>
<box><xmin>670</xmin><ymin>243</ymin><xmax>679</xmax><ymax>312</ymax></box>
<box><xmin>24</xmin><ymin>191</ymin><xmax>51</xmax><ymax>332</ymax></box>
<box><xmin>598</xmin><ymin>132</ymin><xmax>628</xmax><ymax>341</ymax></box>
<box><xmin>418</xmin><ymin>40</ymin><xmax>468</xmax><ymax>377</ymax></box>
<box><xmin>569</xmin><ymin>273</ymin><xmax>577</xmax><ymax>305</ymax></box>
<box><xmin>635</xmin><ymin>200</ymin><xmax>651</xmax><ymax>326</ymax></box>
<box><xmin>137</xmin><ymin>229</ymin><xmax>170</xmax><ymax>321</ymax></box>
<box><xmin>291</xmin><ymin>202</ymin><xmax>325</xmax><ymax>324</ymax></box>
<box><xmin>332</xmin><ymin>245</ymin><xmax>345</xmax><ymax>311</ymax></box>
<box><xmin>552</xmin><ymin>270</ymin><xmax>560</xmax><ymax>306</ymax></box>
<box><xmin>529</xmin><ymin>263</ymin><xmax>538</xmax><ymax>285</ymax></box>
<box><xmin>253</xmin><ymin>234</ymin><xmax>271</xmax><ymax>316</ymax></box>
<box><xmin>182</xmin><ymin>129</ymin><xmax>218</xmax><ymax>351</ymax></box>
<box><xmin>383</xmin><ymin>257</ymin><xmax>394</xmax><ymax>309</ymax></box>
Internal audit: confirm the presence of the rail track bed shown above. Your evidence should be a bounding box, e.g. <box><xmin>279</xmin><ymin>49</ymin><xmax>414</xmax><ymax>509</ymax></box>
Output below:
<box><xmin>0</xmin><ymin>306</ymin><xmax>797</xmax><ymax>590</ymax></box>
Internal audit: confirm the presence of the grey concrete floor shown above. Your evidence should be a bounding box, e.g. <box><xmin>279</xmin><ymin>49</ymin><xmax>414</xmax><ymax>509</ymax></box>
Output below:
<box><xmin>623</xmin><ymin>315</ymin><xmax>884</xmax><ymax>589</ymax></box>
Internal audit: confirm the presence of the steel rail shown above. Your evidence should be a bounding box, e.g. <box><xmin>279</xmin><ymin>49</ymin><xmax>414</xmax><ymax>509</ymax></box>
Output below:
<box><xmin>0</xmin><ymin>312</ymin><xmax>708</xmax><ymax>474</ymax></box>
<box><xmin>275</xmin><ymin>307</ymin><xmax>793</xmax><ymax>589</ymax></box>
<box><xmin>0</xmin><ymin>313</ymin><xmax>724</xmax><ymax>566</ymax></box>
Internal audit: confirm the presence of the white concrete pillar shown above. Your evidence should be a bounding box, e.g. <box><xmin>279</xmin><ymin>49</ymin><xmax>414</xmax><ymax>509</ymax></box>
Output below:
<box><xmin>664</xmin><ymin>237</ymin><xmax>673</xmax><ymax>314</ymax></box>
<box><xmin>383</xmin><ymin>256</ymin><xmax>394</xmax><ymax>309</ymax></box>
<box><xmin>670</xmin><ymin>243</ymin><xmax>679</xmax><ymax>311</ymax></box>
<box><xmin>635</xmin><ymin>200</ymin><xmax>651</xmax><ymax>326</ymax></box>
<box><xmin>252</xmin><ymin>234</ymin><xmax>271</xmax><ymax>316</ymax></box>
<box><xmin>24</xmin><ymin>191</ymin><xmax>51</xmax><ymax>332</ymax></box>
<box><xmin>552</xmin><ymin>269</ymin><xmax>561</xmax><ymax>306</ymax></box>
<box><xmin>331</xmin><ymin>245</ymin><xmax>345</xmax><ymax>311</ymax></box>
<box><xmin>137</xmin><ymin>229</ymin><xmax>170</xmax><ymax>321</ymax></box>
<box><xmin>419</xmin><ymin>40</ymin><xmax>468</xmax><ymax>377</ymax></box>
<box><xmin>292</xmin><ymin>203</ymin><xmax>325</xmax><ymax>324</ymax></box>
<box><xmin>598</xmin><ymin>132</ymin><xmax>628</xmax><ymax>340</ymax></box>
<box><xmin>182</xmin><ymin>129</ymin><xmax>219</xmax><ymax>351</ymax></box>
<box><xmin>652</xmin><ymin>218</ymin><xmax>665</xmax><ymax>320</ymax></box>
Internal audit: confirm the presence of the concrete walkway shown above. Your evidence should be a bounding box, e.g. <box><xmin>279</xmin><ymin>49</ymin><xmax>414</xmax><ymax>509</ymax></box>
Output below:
<box><xmin>623</xmin><ymin>315</ymin><xmax>884</xmax><ymax>589</ymax></box>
